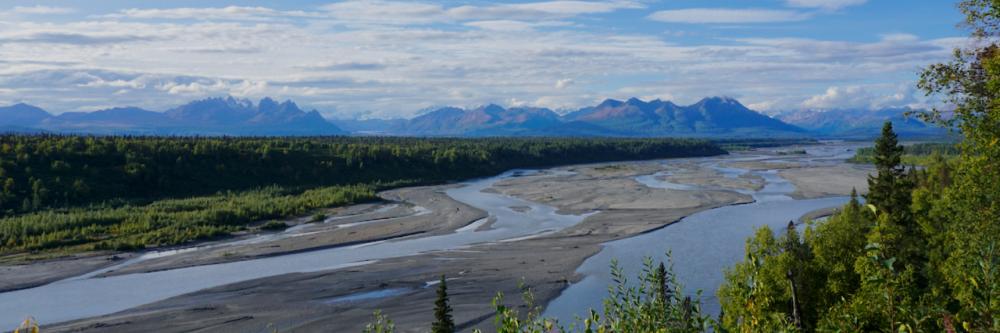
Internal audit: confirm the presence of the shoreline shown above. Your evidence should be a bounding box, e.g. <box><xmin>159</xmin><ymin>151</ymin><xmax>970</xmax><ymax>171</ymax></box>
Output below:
<box><xmin>0</xmin><ymin>146</ymin><xmax>870</xmax><ymax>332</ymax></box>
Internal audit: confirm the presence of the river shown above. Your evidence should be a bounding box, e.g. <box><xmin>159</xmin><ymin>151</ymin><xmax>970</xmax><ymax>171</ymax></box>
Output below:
<box><xmin>0</xmin><ymin>169</ymin><xmax>590</xmax><ymax>328</ymax></box>
<box><xmin>0</xmin><ymin>143</ymin><xmax>860</xmax><ymax>329</ymax></box>
<box><xmin>543</xmin><ymin>144</ymin><xmax>860</xmax><ymax>322</ymax></box>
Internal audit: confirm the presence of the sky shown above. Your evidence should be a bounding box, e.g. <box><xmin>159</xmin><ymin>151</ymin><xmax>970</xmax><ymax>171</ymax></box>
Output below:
<box><xmin>0</xmin><ymin>0</ymin><xmax>970</xmax><ymax>119</ymax></box>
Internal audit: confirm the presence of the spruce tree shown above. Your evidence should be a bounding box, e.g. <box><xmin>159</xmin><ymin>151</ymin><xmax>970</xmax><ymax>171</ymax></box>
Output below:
<box><xmin>864</xmin><ymin>122</ymin><xmax>922</xmax><ymax>268</ymax></box>
<box><xmin>865</xmin><ymin>121</ymin><xmax>912</xmax><ymax>222</ymax></box>
<box><xmin>655</xmin><ymin>262</ymin><xmax>669</xmax><ymax>305</ymax></box>
<box><xmin>432</xmin><ymin>275</ymin><xmax>454</xmax><ymax>333</ymax></box>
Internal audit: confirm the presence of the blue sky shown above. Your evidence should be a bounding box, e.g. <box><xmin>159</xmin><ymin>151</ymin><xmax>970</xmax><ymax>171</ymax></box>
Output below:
<box><xmin>0</xmin><ymin>1</ymin><xmax>968</xmax><ymax>118</ymax></box>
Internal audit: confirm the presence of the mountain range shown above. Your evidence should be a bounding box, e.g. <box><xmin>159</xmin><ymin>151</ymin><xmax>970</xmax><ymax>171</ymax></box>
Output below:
<box><xmin>334</xmin><ymin>97</ymin><xmax>810</xmax><ymax>138</ymax></box>
<box><xmin>772</xmin><ymin>108</ymin><xmax>948</xmax><ymax>139</ymax></box>
<box><xmin>0</xmin><ymin>97</ymin><xmax>346</xmax><ymax>136</ymax></box>
<box><xmin>0</xmin><ymin>96</ymin><xmax>947</xmax><ymax>139</ymax></box>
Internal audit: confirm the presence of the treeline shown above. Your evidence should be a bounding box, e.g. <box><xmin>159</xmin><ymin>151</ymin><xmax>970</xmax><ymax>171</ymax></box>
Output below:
<box><xmin>0</xmin><ymin>136</ymin><xmax>723</xmax><ymax>254</ymax></box>
<box><xmin>848</xmin><ymin>142</ymin><xmax>959</xmax><ymax>165</ymax></box>
<box><xmin>0</xmin><ymin>136</ymin><xmax>722</xmax><ymax>215</ymax></box>
<box><xmin>714</xmin><ymin>138</ymin><xmax>817</xmax><ymax>151</ymax></box>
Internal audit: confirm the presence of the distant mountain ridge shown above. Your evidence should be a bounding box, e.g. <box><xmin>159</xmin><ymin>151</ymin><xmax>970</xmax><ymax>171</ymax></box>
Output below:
<box><xmin>0</xmin><ymin>97</ymin><xmax>346</xmax><ymax>136</ymax></box>
<box><xmin>368</xmin><ymin>96</ymin><xmax>806</xmax><ymax>137</ymax></box>
<box><xmin>563</xmin><ymin>97</ymin><xmax>804</xmax><ymax>137</ymax></box>
<box><xmin>0</xmin><ymin>96</ymin><xmax>945</xmax><ymax>138</ymax></box>
<box><xmin>773</xmin><ymin>108</ymin><xmax>948</xmax><ymax>139</ymax></box>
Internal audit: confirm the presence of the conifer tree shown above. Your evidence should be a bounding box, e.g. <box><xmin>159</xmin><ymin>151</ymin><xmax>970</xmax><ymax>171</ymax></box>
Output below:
<box><xmin>432</xmin><ymin>275</ymin><xmax>454</xmax><ymax>333</ymax></box>
<box><xmin>865</xmin><ymin>121</ymin><xmax>912</xmax><ymax>223</ymax></box>
<box><xmin>655</xmin><ymin>262</ymin><xmax>669</xmax><ymax>305</ymax></box>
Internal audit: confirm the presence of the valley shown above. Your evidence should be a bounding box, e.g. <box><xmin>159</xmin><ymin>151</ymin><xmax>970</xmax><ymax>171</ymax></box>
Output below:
<box><xmin>0</xmin><ymin>141</ymin><xmax>871</xmax><ymax>332</ymax></box>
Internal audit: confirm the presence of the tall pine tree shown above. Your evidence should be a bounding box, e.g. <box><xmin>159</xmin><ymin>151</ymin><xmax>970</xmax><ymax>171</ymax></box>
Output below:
<box><xmin>865</xmin><ymin>121</ymin><xmax>912</xmax><ymax>223</ymax></box>
<box><xmin>863</xmin><ymin>122</ymin><xmax>922</xmax><ymax>271</ymax></box>
<box><xmin>432</xmin><ymin>275</ymin><xmax>454</xmax><ymax>333</ymax></box>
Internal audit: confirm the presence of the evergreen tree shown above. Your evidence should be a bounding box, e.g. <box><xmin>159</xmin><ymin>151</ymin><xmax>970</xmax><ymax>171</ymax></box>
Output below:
<box><xmin>432</xmin><ymin>275</ymin><xmax>455</xmax><ymax>333</ymax></box>
<box><xmin>655</xmin><ymin>262</ymin><xmax>669</xmax><ymax>305</ymax></box>
<box><xmin>865</xmin><ymin>121</ymin><xmax>912</xmax><ymax>222</ymax></box>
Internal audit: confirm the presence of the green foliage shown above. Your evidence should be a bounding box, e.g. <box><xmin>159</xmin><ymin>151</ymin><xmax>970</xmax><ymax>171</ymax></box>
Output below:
<box><xmin>848</xmin><ymin>142</ymin><xmax>959</xmax><ymax>165</ymax></box>
<box><xmin>719</xmin><ymin>1</ymin><xmax>1000</xmax><ymax>330</ymax></box>
<box><xmin>479</xmin><ymin>256</ymin><xmax>712</xmax><ymax>333</ymax></box>
<box><xmin>805</xmin><ymin>190</ymin><xmax>871</xmax><ymax>302</ymax></box>
<box><xmin>0</xmin><ymin>184</ymin><xmax>375</xmax><ymax>254</ymax></box>
<box><xmin>260</xmin><ymin>221</ymin><xmax>289</xmax><ymax>231</ymax></box>
<box><xmin>718</xmin><ymin>225</ymin><xmax>811</xmax><ymax>333</ymax></box>
<box><xmin>714</xmin><ymin>139</ymin><xmax>817</xmax><ymax>152</ymax></box>
<box><xmin>918</xmin><ymin>1</ymin><xmax>1000</xmax><ymax>330</ymax></box>
<box><xmin>0</xmin><ymin>135</ymin><xmax>724</xmax><ymax>217</ymax></box>
<box><xmin>363</xmin><ymin>311</ymin><xmax>395</xmax><ymax>333</ymax></box>
<box><xmin>372</xmin><ymin>255</ymin><xmax>714</xmax><ymax>333</ymax></box>
<box><xmin>0</xmin><ymin>135</ymin><xmax>723</xmax><ymax>255</ymax></box>
<box><xmin>433</xmin><ymin>275</ymin><xmax>455</xmax><ymax>333</ymax></box>
<box><xmin>720</xmin><ymin>123</ymin><xmax>947</xmax><ymax>332</ymax></box>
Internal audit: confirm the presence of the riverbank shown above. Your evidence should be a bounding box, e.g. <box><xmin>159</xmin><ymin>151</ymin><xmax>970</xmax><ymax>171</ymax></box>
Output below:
<box><xmin>28</xmin><ymin>158</ymin><xmax>752</xmax><ymax>332</ymax></box>
<box><xmin>0</xmin><ymin>143</ymin><xmax>870</xmax><ymax>332</ymax></box>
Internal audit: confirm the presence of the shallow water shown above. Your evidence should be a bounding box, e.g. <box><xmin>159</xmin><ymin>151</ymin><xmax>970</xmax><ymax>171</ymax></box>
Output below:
<box><xmin>543</xmin><ymin>148</ymin><xmax>853</xmax><ymax>323</ymax></box>
<box><xmin>0</xmin><ymin>169</ymin><xmax>590</xmax><ymax>328</ymax></box>
<box><xmin>323</xmin><ymin>288</ymin><xmax>413</xmax><ymax>304</ymax></box>
<box><xmin>635</xmin><ymin>171</ymin><xmax>699</xmax><ymax>191</ymax></box>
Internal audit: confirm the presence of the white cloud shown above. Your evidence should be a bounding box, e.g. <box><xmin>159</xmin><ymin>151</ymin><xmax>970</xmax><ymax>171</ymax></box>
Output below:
<box><xmin>320</xmin><ymin>1</ymin><xmax>444</xmax><ymax>24</ymax></box>
<box><xmin>447</xmin><ymin>1</ymin><xmax>643</xmax><ymax>20</ymax></box>
<box><xmin>648</xmin><ymin>8</ymin><xmax>812</xmax><ymax>24</ymax></box>
<box><xmin>0</xmin><ymin>2</ymin><xmax>959</xmax><ymax>117</ymax></box>
<box><xmin>319</xmin><ymin>0</ymin><xmax>642</xmax><ymax>25</ymax></box>
<box><xmin>110</xmin><ymin>6</ymin><xmax>319</xmax><ymax>21</ymax></box>
<box><xmin>11</xmin><ymin>6</ymin><xmax>75</xmax><ymax>15</ymax></box>
<box><xmin>747</xmin><ymin>101</ymin><xmax>777</xmax><ymax>112</ymax></box>
<box><xmin>803</xmin><ymin>86</ymin><xmax>870</xmax><ymax>109</ymax></box>
<box><xmin>79</xmin><ymin>77</ymin><xmax>147</xmax><ymax>89</ymax></box>
<box><xmin>464</xmin><ymin>20</ymin><xmax>571</xmax><ymax>31</ymax></box>
<box><xmin>880</xmin><ymin>33</ymin><xmax>919</xmax><ymax>42</ymax></box>
<box><xmin>785</xmin><ymin>0</ymin><xmax>867</xmax><ymax>10</ymax></box>
<box><xmin>801</xmin><ymin>85</ymin><xmax>919</xmax><ymax>109</ymax></box>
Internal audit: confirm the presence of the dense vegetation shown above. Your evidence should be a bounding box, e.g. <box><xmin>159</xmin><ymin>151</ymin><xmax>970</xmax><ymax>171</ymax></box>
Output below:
<box><xmin>848</xmin><ymin>142</ymin><xmax>959</xmax><ymax>165</ymax></box>
<box><xmin>716</xmin><ymin>1</ymin><xmax>1000</xmax><ymax>331</ymax></box>
<box><xmin>0</xmin><ymin>136</ymin><xmax>723</xmax><ymax>255</ymax></box>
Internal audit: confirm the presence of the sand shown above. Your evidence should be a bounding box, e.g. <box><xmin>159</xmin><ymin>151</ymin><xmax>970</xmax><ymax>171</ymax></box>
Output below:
<box><xmin>0</xmin><ymin>145</ymin><xmax>870</xmax><ymax>333</ymax></box>
<box><xmin>779</xmin><ymin>164</ymin><xmax>873</xmax><ymax>199</ymax></box>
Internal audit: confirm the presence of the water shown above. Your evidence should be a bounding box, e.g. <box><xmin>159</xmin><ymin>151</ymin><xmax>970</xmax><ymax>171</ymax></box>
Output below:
<box><xmin>0</xmin><ymin>169</ymin><xmax>591</xmax><ymax>328</ymax></box>
<box><xmin>635</xmin><ymin>171</ymin><xmax>699</xmax><ymax>191</ymax></box>
<box><xmin>543</xmin><ymin>150</ymin><xmax>852</xmax><ymax>323</ymax></box>
<box><xmin>323</xmin><ymin>288</ymin><xmax>413</xmax><ymax>305</ymax></box>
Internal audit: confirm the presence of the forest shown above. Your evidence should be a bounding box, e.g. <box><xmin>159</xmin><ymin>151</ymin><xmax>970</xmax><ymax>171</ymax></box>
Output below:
<box><xmin>714</xmin><ymin>0</ymin><xmax>1000</xmax><ymax>330</ymax></box>
<box><xmin>370</xmin><ymin>0</ymin><xmax>1000</xmax><ymax>331</ymax></box>
<box><xmin>0</xmin><ymin>136</ymin><xmax>724</xmax><ymax>255</ymax></box>
<box><xmin>848</xmin><ymin>142</ymin><xmax>959</xmax><ymax>165</ymax></box>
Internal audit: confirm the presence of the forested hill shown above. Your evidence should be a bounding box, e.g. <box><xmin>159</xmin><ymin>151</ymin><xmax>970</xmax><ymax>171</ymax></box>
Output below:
<box><xmin>0</xmin><ymin>135</ymin><xmax>724</xmax><ymax>254</ymax></box>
